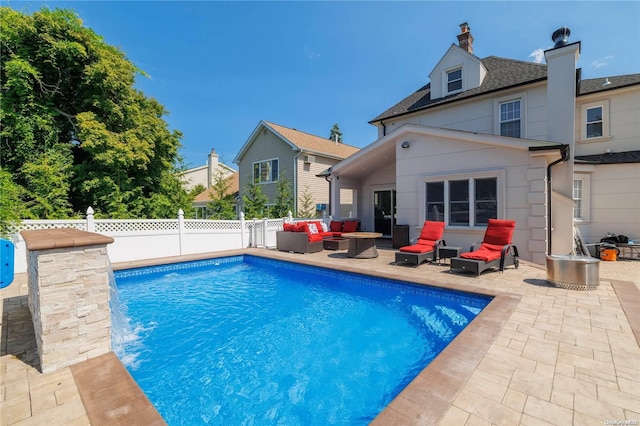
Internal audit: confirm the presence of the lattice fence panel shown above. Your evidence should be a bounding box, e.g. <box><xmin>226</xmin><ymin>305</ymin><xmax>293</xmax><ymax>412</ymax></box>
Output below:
<box><xmin>9</xmin><ymin>221</ymin><xmax>86</xmax><ymax>235</ymax></box>
<box><xmin>94</xmin><ymin>220</ymin><xmax>179</xmax><ymax>233</ymax></box>
<box><xmin>184</xmin><ymin>220</ymin><xmax>242</xmax><ymax>231</ymax></box>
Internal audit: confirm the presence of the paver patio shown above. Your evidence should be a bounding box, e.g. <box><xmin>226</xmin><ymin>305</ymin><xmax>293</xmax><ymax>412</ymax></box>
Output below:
<box><xmin>2</xmin><ymin>244</ymin><xmax>639</xmax><ymax>425</ymax></box>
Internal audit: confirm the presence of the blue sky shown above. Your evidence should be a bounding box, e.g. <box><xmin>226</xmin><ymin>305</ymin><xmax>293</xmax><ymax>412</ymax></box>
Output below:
<box><xmin>7</xmin><ymin>1</ymin><xmax>640</xmax><ymax>168</ymax></box>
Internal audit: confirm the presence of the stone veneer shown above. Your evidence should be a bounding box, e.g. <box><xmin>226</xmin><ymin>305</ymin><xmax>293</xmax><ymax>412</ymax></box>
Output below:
<box><xmin>20</xmin><ymin>228</ymin><xmax>115</xmax><ymax>373</ymax></box>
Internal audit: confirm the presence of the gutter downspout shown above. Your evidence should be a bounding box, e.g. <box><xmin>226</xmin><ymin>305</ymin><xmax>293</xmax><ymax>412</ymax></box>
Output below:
<box><xmin>293</xmin><ymin>151</ymin><xmax>302</xmax><ymax>215</ymax></box>
<box><xmin>316</xmin><ymin>167</ymin><xmax>333</xmax><ymax>218</ymax></box>
<box><xmin>380</xmin><ymin>120</ymin><xmax>386</xmax><ymax>137</ymax></box>
<box><xmin>530</xmin><ymin>144</ymin><xmax>570</xmax><ymax>255</ymax></box>
<box><xmin>324</xmin><ymin>175</ymin><xmax>331</xmax><ymax>216</ymax></box>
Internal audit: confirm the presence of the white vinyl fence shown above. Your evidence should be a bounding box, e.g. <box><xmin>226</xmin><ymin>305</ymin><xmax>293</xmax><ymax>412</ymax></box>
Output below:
<box><xmin>7</xmin><ymin>208</ymin><xmax>298</xmax><ymax>274</ymax></box>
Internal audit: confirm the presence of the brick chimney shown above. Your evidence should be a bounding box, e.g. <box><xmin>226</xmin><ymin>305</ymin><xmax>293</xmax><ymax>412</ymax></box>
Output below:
<box><xmin>457</xmin><ymin>22</ymin><xmax>474</xmax><ymax>53</ymax></box>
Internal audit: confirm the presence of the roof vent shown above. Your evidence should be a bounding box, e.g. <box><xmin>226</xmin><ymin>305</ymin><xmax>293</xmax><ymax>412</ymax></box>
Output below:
<box><xmin>551</xmin><ymin>27</ymin><xmax>571</xmax><ymax>48</ymax></box>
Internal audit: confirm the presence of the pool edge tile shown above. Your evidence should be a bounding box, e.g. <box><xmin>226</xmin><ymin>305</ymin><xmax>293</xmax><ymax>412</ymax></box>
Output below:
<box><xmin>373</xmin><ymin>293</ymin><xmax>521</xmax><ymax>425</ymax></box>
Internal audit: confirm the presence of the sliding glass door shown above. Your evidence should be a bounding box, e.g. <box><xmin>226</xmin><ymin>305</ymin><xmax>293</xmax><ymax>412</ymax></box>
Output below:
<box><xmin>373</xmin><ymin>190</ymin><xmax>396</xmax><ymax>237</ymax></box>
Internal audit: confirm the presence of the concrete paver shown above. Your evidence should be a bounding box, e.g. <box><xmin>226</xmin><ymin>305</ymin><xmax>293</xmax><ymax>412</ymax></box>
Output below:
<box><xmin>1</xmin><ymin>244</ymin><xmax>639</xmax><ymax>425</ymax></box>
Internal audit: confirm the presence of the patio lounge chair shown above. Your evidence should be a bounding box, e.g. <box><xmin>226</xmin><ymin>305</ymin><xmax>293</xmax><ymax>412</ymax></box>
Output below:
<box><xmin>394</xmin><ymin>221</ymin><xmax>445</xmax><ymax>267</ymax></box>
<box><xmin>450</xmin><ymin>219</ymin><xmax>519</xmax><ymax>276</ymax></box>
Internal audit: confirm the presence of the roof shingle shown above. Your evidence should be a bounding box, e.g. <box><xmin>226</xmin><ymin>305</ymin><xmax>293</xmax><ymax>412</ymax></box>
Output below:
<box><xmin>371</xmin><ymin>56</ymin><xmax>640</xmax><ymax>123</ymax></box>
<box><xmin>264</xmin><ymin>121</ymin><xmax>360</xmax><ymax>159</ymax></box>
<box><xmin>575</xmin><ymin>150</ymin><xmax>640</xmax><ymax>165</ymax></box>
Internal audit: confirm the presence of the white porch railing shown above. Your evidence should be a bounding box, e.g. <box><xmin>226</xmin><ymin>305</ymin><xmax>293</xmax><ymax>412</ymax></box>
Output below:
<box><xmin>6</xmin><ymin>208</ymin><xmax>299</xmax><ymax>274</ymax></box>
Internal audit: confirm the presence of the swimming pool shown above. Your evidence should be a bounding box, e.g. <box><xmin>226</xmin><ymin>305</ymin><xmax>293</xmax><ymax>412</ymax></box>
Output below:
<box><xmin>112</xmin><ymin>255</ymin><xmax>491</xmax><ymax>425</ymax></box>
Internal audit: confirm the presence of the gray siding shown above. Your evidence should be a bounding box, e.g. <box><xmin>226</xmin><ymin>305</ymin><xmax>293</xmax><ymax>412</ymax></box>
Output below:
<box><xmin>238</xmin><ymin>130</ymin><xmax>296</xmax><ymax>206</ymax></box>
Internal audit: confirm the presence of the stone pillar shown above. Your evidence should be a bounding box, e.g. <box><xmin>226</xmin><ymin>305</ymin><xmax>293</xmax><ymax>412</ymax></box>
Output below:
<box><xmin>20</xmin><ymin>228</ymin><xmax>115</xmax><ymax>373</ymax></box>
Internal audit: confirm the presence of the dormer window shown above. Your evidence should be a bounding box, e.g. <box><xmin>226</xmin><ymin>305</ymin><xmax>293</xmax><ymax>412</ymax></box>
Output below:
<box><xmin>447</xmin><ymin>68</ymin><xmax>462</xmax><ymax>93</ymax></box>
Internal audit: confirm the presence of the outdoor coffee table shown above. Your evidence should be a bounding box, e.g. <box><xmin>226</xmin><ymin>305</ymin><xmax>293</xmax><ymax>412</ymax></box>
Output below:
<box><xmin>341</xmin><ymin>232</ymin><xmax>383</xmax><ymax>259</ymax></box>
<box><xmin>323</xmin><ymin>238</ymin><xmax>349</xmax><ymax>251</ymax></box>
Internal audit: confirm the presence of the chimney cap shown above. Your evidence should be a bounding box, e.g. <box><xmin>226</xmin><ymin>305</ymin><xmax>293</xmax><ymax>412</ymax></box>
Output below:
<box><xmin>459</xmin><ymin>22</ymin><xmax>470</xmax><ymax>33</ymax></box>
<box><xmin>551</xmin><ymin>27</ymin><xmax>571</xmax><ymax>48</ymax></box>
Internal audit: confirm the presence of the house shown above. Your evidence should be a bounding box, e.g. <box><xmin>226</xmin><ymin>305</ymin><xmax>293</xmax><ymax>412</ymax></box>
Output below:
<box><xmin>192</xmin><ymin>172</ymin><xmax>240</xmax><ymax>219</ymax></box>
<box><xmin>233</xmin><ymin>121</ymin><xmax>360</xmax><ymax>218</ymax></box>
<box><xmin>328</xmin><ymin>23</ymin><xmax>640</xmax><ymax>264</ymax></box>
<box><xmin>180</xmin><ymin>149</ymin><xmax>238</xmax><ymax>218</ymax></box>
<box><xmin>180</xmin><ymin>148</ymin><xmax>236</xmax><ymax>191</ymax></box>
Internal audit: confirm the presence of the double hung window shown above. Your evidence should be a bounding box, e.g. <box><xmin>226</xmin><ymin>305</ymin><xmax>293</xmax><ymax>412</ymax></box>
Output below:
<box><xmin>572</xmin><ymin>173</ymin><xmax>591</xmax><ymax>221</ymax></box>
<box><xmin>573</xmin><ymin>179</ymin><xmax>583</xmax><ymax>219</ymax></box>
<box><xmin>447</xmin><ymin>68</ymin><xmax>462</xmax><ymax>93</ymax></box>
<box><xmin>253</xmin><ymin>158</ymin><xmax>279</xmax><ymax>183</ymax></box>
<box><xmin>580</xmin><ymin>100</ymin><xmax>609</xmax><ymax>141</ymax></box>
<box><xmin>499</xmin><ymin>100</ymin><xmax>521</xmax><ymax>138</ymax></box>
<box><xmin>586</xmin><ymin>106</ymin><xmax>603</xmax><ymax>138</ymax></box>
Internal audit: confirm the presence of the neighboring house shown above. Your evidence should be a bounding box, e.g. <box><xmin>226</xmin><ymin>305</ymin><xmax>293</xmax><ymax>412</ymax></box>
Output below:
<box><xmin>328</xmin><ymin>23</ymin><xmax>639</xmax><ymax>264</ymax></box>
<box><xmin>192</xmin><ymin>172</ymin><xmax>240</xmax><ymax>219</ymax></box>
<box><xmin>180</xmin><ymin>148</ymin><xmax>236</xmax><ymax>191</ymax></box>
<box><xmin>180</xmin><ymin>149</ymin><xmax>238</xmax><ymax>218</ymax></box>
<box><xmin>233</xmin><ymin>121</ymin><xmax>360</xmax><ymax>218</ymax></box>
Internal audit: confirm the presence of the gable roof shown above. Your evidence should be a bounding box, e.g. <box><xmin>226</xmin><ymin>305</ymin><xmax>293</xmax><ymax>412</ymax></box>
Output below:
<box><xmin>264</xmin><ymin>121</ymin><xmax>360</xmax><ymax>159</ymax></box>
<box><xmin>233</xmin><ymin>120</ymin><xmax>360</xmax><ymax>164</ymax></box>
<box><xmin>193</xmin><ymin>172</ymin><xmax>240</xmax><ymax>204</ymax></box>
<box><xmin>332</xmin><ymin>123</ymin><xmax>561</xmax><ymax>181</ymax></box>
<box><xmin>371</xmin><ymin>56</ymin><xmax>640</xmax><ymax>123</ymax></box>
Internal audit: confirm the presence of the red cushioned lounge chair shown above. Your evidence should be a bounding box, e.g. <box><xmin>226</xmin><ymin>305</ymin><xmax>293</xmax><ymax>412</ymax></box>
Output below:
<box><xmin>394</xmin><ymin>221</ymin><xmax>446</xmax><ymax>267</ymax></box>
<box><xmin>450</xmin><ymin>219</ymin><xmax>519</xmax><ymax>276</ymax></box>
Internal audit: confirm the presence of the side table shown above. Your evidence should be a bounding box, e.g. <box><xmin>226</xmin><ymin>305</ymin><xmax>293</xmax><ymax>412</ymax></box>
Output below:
<box><xmin>438</xmin><ymin>246</ymin><xmax>462</xmax><ymax>264</ymax></box>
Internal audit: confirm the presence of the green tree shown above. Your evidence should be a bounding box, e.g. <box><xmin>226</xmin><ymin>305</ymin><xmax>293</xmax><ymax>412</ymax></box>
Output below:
<box><xmin>242</xmin><ymin>176</ymin><xmax>269</xmax><ymax>218</ymax></box>
<box><xmin>0</xmin><ymin>168</ymin><xmax>33</xmax><ymax>237</ymax></box>
<box><xmin>0</xmin><ymin>7</ymin><xmax>191</xmax><ymax>219</ymax></box>
<box><xmin>271</xmin><ymin>170</ymin><xmax>293</xmax><ymax>218</ymax></box>
<box><xmin>297</xmin><ymin>186</ymin><xmax>316</xmax><ymax>218</ymax></box>
<box><xmin>207</xmin><ymin>171</ymin><xmax>236</xmax><ymax>219</ymax></box>
<box><xmin>190</xmin><ymin>184</ymin><xmax>206</xmax><ymax>198</ymax></box>
<box><xmin>329</xmin><ymin>123</ymin><xmax>343</xmax><ymax>143</ymax></box>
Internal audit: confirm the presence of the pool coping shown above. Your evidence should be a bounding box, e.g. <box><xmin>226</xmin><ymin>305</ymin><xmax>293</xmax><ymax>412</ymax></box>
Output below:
<box><xmin>109</xmin><ymin>248</ymin><xmax>520</xmax><ymax>424</ymax></box>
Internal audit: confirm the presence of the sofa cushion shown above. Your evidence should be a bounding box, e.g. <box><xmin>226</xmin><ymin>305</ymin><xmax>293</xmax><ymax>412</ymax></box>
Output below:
<box><xmin>399</xmin><ymin>242</ymin><xmax>436</xmax><ymax>253</ymax></box>
<box><xmin>418</xmin><ymin>221</ymin><xmax>445</xmax><ymax>241</ymax></box>
<box><xmin>330</xmin><ymin>221</ymin><xmax>343</xmax><ymax>232</ymax></box>
<box><xmin>343</xmin><ymin>220</ymin><xmax>358</xmax><ymax>232</ymax></box>
<box><xmin>460</xmin><ymin>243</ymin><xmax>503</xmax><ymax>262</ymax></box>
<box><xmin>283</xmin><ymin>223</ymin><xmax>296</xmax><ymax>232</ymax></box>
<box><xmin>310</xmin><ymin>221</ymin><xmax>324</xmax><ymax>233</ymax></box>
<box><xmin>483</xmin><ymin>219</ymin><xmax>515</xmax><ymax>246</ymax></box>
<box><xmin>308</xmin><ymin>223</ymin><xmax>319</xmax><ymax>234</ymax></box>
<box><xmin>320</xmin><ymin>222</ymin><xmax>329</xmax><ymax>232</ymax></box>
<box><xmin>308</xmin><ymin>233</ymin><xmax>323</xmax><ymax>243</ymax></box>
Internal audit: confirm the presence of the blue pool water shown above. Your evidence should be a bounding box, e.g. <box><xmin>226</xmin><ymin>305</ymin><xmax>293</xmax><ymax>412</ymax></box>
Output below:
<box><xmin>112</xmin><ymin>255</ymin><xmax>491</xmax><ymax>425</ymax></box>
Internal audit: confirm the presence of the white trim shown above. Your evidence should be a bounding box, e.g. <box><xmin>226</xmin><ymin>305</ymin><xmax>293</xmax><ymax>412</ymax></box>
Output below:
<box><xmin>332</xmin><ymin>123</ymin><xmax>557</xmax><ymax>176</ymax></box>
<box><xmin>494</xmin><ymin>92</ymin><xmax>527</xmax><ymax>138</ymax></box>
<box><xmin>573</xmin><ymin>173</ymin><xmax>591</xmax><ymax>222</ymax></box>
<box><xmin>445</xmin><ymin>66</ymin><xmax>463</xmax><ymax>95</ymax></box>
<box><xmin>418</xmin><ymin>169</ymin><xmax>506</xmax><ymax>228</ymax></box>
<box><xmin>580</xmin><ymin>99</ymin><xmax>610</xmax><ymax>141</ymax></box>
<box><xmin>252</xmin><ymin>157</ymin><xmax>280</xmax><ymax>184</ymax></box>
